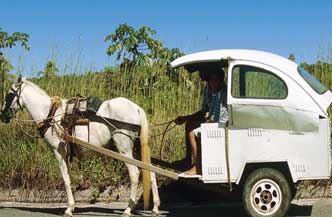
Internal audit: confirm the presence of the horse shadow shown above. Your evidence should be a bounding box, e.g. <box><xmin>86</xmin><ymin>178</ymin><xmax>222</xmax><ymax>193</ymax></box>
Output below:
<box><xmin>0</xmin><ymin>206</ymin><xmax>123</xmax><ymax>216</ymax></box>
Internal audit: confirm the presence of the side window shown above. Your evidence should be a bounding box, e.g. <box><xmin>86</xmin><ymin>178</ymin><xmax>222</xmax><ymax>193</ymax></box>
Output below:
<box><xmin>232</xmin><ymin>65</ymin><xmax>287</xmax><ymax>99</ymax></box>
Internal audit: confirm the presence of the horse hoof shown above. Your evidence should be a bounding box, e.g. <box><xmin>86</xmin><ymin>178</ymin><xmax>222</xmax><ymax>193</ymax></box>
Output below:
<box><xmin>122</xmin><ymin>213</ymin><xmax>131</xmax><ymax>217</ymax></box>
<box><xmin>63</xmin><ymin>213</ymin><xmax>72</xmax><ymax>217</ymax></box>
<box><xmin>152</xmin><ymin>210</ymin><xmax>160</xmax><ymax>216</ymax></box>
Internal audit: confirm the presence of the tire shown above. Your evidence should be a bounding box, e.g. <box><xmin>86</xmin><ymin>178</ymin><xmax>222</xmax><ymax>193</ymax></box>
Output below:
<box><xmin>242</xmin><ymin>168</ymin><xmax>292</xmax><ymax>217</ymax></box>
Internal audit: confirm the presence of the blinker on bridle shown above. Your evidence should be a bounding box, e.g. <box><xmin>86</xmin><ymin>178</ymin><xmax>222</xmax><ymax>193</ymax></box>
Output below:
<box><xmin>0</xmin><ymin>82</ymin><xmax>24</xmax><ymax>123</ymax></box>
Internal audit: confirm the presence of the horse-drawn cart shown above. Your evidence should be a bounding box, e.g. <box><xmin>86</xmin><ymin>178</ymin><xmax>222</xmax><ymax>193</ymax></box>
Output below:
<box><xmin>1</xmin><ymin>49</ymin><xmax>332</xmax><ymax>217</ymax></box>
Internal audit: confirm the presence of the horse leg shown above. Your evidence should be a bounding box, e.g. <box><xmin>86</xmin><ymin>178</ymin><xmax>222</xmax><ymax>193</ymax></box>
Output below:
<box><xmin>53</xmin><ymin>147</ymin><xmax>75</xmax><ymax>217</ymax></box>
<box><xmin>122</xmin><ymin>162</ymin><xmax>140</xmax><ymax>217</ymax></box>
<box><xmin>150</xmin><ymin>172</ymin><xmax>160</xmax><ymax>216</ymax></box>
<box><xmin>112</xmin><ymin>132</ymin><xmax>139</xmax><ymax>217</ymax></box>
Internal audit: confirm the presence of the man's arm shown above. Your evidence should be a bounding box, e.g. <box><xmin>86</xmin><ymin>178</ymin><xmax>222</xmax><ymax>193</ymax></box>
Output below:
<box><xmin>175</xmin><ymin>86</ymin><xmax>208</xmax><ymax>125</ymax></box>
<box><xmin>175</xmin><ymin>110</ymin><xmax>205</xmax><ymax>125</ymax></box>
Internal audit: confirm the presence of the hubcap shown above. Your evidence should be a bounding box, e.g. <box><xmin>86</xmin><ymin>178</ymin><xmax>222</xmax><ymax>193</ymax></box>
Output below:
<box><xmin>250</xmin><ymin>179</ymin><xmax>282</xmax><ymax>215</ymax></box>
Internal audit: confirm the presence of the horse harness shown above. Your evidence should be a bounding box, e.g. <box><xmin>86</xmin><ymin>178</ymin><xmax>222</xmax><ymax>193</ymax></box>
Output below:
<box><xmin>0</xmin><ymin>82</ymin><xmax>24</xmax><ymax>123</ymax></box>
<box><xmin>36</xmin><ymin>96</ymin><xmax>141</xmax><ymax>155</ymax></box>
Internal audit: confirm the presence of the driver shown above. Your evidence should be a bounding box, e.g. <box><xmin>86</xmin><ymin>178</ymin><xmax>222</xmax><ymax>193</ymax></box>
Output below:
<box><xmin>175</xmin><ymin>68</ymin><xmax>228</xmax><ymax>175</ymax></box>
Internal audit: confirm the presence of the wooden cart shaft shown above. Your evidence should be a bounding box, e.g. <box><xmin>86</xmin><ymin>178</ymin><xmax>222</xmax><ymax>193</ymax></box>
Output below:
<box><xmin>61</xmin><ymin>134</ymin><xmax>179</xmax><ymax>180</ymax></box>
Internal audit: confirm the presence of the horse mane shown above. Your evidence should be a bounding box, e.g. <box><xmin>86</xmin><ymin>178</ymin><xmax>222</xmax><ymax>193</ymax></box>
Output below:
<box><xmin>23</xmin><ymin>79</ymin><xmax>68</xmax><ymax>105</ymax></box>
<box><xmin>23</xmin><ymin>80</ymin><xmax>50</xmax><ymax>97</ymax></box>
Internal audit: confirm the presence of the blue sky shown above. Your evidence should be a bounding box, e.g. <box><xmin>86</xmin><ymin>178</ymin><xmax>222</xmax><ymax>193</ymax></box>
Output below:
<box><xmin>1</xmin><ymin>0</ymin><xmax>332</xmax><ymax>76</ymax></box>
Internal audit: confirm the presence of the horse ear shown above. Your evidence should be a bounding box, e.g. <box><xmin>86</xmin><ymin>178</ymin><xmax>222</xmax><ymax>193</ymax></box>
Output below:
<box><xmin>18</xmin><ymin>74</ymin><xmax>22</xmax><ymax>83</ymax></box>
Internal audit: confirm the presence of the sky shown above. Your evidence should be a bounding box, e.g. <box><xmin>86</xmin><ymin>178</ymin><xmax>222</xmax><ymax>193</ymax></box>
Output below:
<box><xmin>1</xmin><ymin>0</ymin><xmax>332</xmax><ymax>77</ymax></box>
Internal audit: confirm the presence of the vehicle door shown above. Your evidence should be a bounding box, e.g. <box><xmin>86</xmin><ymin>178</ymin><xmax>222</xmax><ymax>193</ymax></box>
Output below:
<box><xmin>226</xmin><ymin>60</ymin><xmax>330</xmax><ymax>182</ymax></box>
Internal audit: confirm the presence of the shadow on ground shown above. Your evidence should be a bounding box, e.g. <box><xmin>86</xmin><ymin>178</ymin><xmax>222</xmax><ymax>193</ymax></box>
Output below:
<box><xmin>0</xmin><ymin>180</ymin><xmax>313</xmax><ymax>217</ymax></box>
<box><xmin>139</xmin><ymin>180</ymin><xmax>313</xmax><ymax>217</ymax></box>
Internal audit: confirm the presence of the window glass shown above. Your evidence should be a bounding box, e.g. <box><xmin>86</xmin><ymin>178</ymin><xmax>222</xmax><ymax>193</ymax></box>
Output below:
<box><xmin>232</xmin><ymin>65</ymin><xmax>287</xmax><ymax>99</ymax></box>
<box><xmin>298</xmin><ymin>67</ymin><xmax>327</xmax><ymax>94</ymax></box>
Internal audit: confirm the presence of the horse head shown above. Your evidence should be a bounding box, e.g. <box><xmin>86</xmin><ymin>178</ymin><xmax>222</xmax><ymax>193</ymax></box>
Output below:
<box><xmin>0</xmin><ymin>76</ymin><xmax>24</xmax><ymax>123</ymax></box>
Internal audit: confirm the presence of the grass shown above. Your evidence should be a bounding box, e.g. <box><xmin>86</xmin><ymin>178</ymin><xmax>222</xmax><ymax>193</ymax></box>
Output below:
<box><xmin>0</xmin><ymin>64</ymin><xmax>203</xmax><ymax>192</ymax></box>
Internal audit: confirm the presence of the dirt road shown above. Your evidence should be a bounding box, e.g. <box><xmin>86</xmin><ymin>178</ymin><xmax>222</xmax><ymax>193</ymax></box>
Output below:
<box><xmin>0</xmin><ymin>198</ymin><xmax>330</xmax><ymax>217</ymax></box>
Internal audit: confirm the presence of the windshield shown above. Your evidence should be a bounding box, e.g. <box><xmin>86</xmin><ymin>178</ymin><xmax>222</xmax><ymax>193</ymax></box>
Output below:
<box><xmin>298</xmin><ymin>66</ymin><xmax>327</xmax><ymax>94</ymax></box>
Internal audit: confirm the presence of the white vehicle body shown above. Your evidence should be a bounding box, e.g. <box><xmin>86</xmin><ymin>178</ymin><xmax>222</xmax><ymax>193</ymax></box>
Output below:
<box><xmin>171</xmin><ymin>49</ymin><xmax>332</xmax><ymax>184</ymax></box>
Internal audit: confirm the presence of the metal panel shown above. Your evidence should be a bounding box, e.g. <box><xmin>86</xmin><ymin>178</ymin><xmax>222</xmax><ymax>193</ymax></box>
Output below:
<box><xmin>228</xmin><ymin>118</ymin><xmax>330</xmax><ymax>183</ymax></box>
<box><xmin>231</xmin><ymin>104</ymin><xmax>319</xmax><ymax>133</ymax></box>
<box><xmin>201</xmin><ymin>123</ymin><xmax>227</xmax><ymax>182</ymax></box>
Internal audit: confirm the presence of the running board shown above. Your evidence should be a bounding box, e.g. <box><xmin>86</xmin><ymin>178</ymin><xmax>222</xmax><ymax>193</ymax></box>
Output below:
<box><xmin>61</xmin><ymin>134</ymin><xmax>179</xmax><ymax>180</ymax></box>
<box><xmin>178</xmin><ymin>173</ymin><xmax>202</xmax><ymax>179</ymax></box>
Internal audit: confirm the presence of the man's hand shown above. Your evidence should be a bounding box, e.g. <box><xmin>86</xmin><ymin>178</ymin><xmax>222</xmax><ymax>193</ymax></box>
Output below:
<box><xmin>175</xmin><ymin>115</ymin><xmax>188</xmax><ymax>125</ymax></box>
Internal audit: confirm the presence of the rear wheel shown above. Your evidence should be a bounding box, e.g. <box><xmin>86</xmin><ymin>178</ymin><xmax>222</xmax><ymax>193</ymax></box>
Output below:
<box><xmin>242</xmin><ymin>168</ymin><xmax>291</xmax><ymax>217</ymax></box>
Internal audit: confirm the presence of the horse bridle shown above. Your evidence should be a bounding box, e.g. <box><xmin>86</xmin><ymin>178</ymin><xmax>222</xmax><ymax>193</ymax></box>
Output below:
<box><xmin>0</xmin><ymin>81</ymin><xmax>24</xmax><ymax>123</ymax></box>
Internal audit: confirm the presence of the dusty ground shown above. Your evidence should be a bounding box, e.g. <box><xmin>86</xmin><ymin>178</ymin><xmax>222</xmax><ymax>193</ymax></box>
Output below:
<box><xmin>0</xmin><ymin>199</ymin><xmax>330</xmax><ymax>217</ymax></box>
<box><xmin>1</xmin><ymin>180</ymin><xmax>332</xmax><ymax>216</ymax></box>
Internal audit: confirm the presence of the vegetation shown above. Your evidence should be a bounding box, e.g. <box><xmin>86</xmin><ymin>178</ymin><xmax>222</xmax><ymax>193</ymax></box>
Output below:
<box><xmin>0</xmin><ymin>64</ymin><xmax>202</xmax><ymax>192</ymax></box>
<box><xmin>0</xmin><ymin>27</ymin><xmax>30</xmax><ymax>104</ymax></box>
<box><xmin>105</xmin><ymin>24</ymin><xmax>184</xmax><ymax>67</ymax></box>
<box><xmin>38</xmin><ymin>61</ymin><xmax>58</xmax><ymax>79</ymax></box>
<box><xmin>0</xmin><ymin>27</ymin><xmax>29</xmax><ymax>53</ymax></box>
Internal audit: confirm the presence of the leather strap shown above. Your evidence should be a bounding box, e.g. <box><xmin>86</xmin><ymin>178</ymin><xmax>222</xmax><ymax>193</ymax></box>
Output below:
<box><xmin>81</xmin><ymin>111</ymin><xmax>141</xmax><ymax>132</ymax></box>
<box><xmin>36</xmin><ymin>96</ymin><xmax>62</xmax><ymax>136</ymax></box>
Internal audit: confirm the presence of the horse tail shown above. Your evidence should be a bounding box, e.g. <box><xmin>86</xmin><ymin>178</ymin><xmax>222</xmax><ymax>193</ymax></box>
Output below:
<box><xmin>139</xmin><ymin>108</ymin><xmax>151</xmax><ymax>210</ymax></box>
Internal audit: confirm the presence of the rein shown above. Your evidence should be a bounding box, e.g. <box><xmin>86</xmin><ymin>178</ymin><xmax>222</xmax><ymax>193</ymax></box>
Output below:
<box><xmin>12</xmin><ymin>96</ymin><xmax>64</xmax><ymax>139</ymax></box>
<box><xmin>14</xmin><ymin>118</ymin><xmax>43</xmax><ymax>139</ymax></box>
<box><xmin>155</xmin><ymin>120</ymin><xmax>175</xmax><ymax>160</ymax></box>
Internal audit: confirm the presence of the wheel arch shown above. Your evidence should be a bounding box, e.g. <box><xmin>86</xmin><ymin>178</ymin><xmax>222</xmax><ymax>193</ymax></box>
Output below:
<box><xmin>237</xmin><ymin>161</ymin><xmax>295</xmax><ymax>186</ymax></box>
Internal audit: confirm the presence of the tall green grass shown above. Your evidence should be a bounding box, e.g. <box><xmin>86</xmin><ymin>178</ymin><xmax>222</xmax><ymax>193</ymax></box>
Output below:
<box><xmin>0</xmin><ymin>64</ymin><xmax>202</xmax><ymax>191</ymax></box>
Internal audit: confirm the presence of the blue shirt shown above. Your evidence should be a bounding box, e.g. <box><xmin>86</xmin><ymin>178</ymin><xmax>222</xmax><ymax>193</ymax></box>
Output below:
<box><xmin>201</xmin><ymin>84</ymin><xmax>228</xmax><ymax>123</ymax></box>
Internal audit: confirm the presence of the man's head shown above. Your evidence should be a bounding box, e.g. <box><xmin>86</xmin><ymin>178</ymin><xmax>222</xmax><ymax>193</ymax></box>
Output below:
<box><xmin>206</xmin><ymin>68</ymin><xmax>225</xmax><ymax>93</ymax></box>
<box><xmin>197</xmin><ymin>62</ymin><xmax>224</xmax><ymax>81</ymax></box>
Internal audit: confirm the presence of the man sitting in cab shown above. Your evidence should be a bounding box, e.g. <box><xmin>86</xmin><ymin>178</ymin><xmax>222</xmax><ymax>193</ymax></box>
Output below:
<box><xmin>175</xmin><ymin>68</ymin><xmax>228</xmax><ymax>175</ymax></box>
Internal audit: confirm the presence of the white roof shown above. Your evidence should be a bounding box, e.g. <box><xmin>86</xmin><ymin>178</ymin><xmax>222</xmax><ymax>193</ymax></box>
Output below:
<box><xmin>171</xmin><ymin>49</ymin><xmax>298</xmax><ymax>73</ymax></box>
<box><xmin>171</xmin><ymin>49</ymin><xmax>332</xmax><ymax>116</ymax></box>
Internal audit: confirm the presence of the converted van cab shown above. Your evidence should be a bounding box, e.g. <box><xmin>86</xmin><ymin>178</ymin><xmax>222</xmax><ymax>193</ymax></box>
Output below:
<box><xmin>171</xmin><ymin>49</ymin><xmax>332</xmax><ymax>217</ymax></box>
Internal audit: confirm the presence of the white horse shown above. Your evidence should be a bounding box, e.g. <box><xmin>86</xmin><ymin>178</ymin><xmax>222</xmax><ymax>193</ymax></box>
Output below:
<box><xmin>0</xmin><ymin>77</ymin><xmax>160</xmax><ymax>217</ymax></box>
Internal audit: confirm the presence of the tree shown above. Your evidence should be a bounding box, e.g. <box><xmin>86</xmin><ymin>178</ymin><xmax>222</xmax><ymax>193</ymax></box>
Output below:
<box><xmin>288</xmin><ymin>53</ymin><xmax>295</xmax><ymax>62</ymax></box>
<box><xmin>159</xmin><ymin>47</ymin><xmax>185</xmax><ymax>65</ymax></box>
<box><xmin>105</xmin><ymin>24</ymin><xmax>183</xmax><ymax>67</ymax></box>
<box><xmin>0</xmin><ymin>27</ymin><xmax>30</xmax><ymax>104</ymax></box>
<box><xmin>38</xmin><ymin>61</ymin><xmax>58</xmax><ymax>79</ymax></box>
<box><xmin>0</xmin><ymin>28</ymin><xmax>30</xmax><ymax>55</ymax></box>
